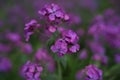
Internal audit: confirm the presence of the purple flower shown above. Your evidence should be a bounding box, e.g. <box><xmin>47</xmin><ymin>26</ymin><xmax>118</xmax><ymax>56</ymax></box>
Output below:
<box><xmin>79</xmin><ymin>49</ymin><xmax>88</xmax><ymax>60</ymax></box>
<box><xmin>0</xmin><ymin>57</ymin><xmax>12</xmax><ymax>72</ymax></box>
<box><xmin>48</xmin><ymin>25</ymin><xmax>57</xmax><ymax>33</ymax></box>
<box><xmin>114</xmin><ymin>53</ymin><xmax>120</xmax><ymax>63</ymax></box>
<box><xmin>51</xmin><ymin>39</ymin><xmax>68</xmax><ymax>56</ymax></box>
<box><xmin>62</xmin><ymin>30</ymin><xmax>79</xmax><ymax>44</ymax></box>
<box><xmin>104</xmin><ymin>26</ymin><xmax>120</xmax><ymax>48</ymax></box>
<box><xmin>51</xmin><ymin>29</ymin><xmax>80</xmax><ymax>56</ymax></box>
<box><xmin>69</xmin><ymin>44</ymin><xmax>80</xmax><ymax>53</ymax></box>
<box><xmin>88</xmin><ymin>41</ymin><xmax>105</xmax><ymax>55</ymax></box>
<box><xmin>24</xmin><ymin>19</ymin><xmax>40</xmax><ymax>41</ymax></box>
<box><xmin>35</xmin><ymin>48</ymin><xmax>55</xmax><ymax>72</ymax></box>
<box><xmin>76</xmin><ymin>64</ymin><xmax>102</xmax><ymax>80</ymax></box>
<box><xmin>39</xmin><ymin>3</ymin><xmax>69</xmax><ymax>23</ymax></box>
<box><xmin>88</xmin><ymin>15</ymin><xmax>107</xmax><ymax>42</ymax></box>
<box><xmin>85</xmin><ymin>65</ymin><xmax>102</xmax><ymax>80</ymax></box>
<box><xmin>91</xmin><ymin>15</ymin><xmax>104</xmax><ymax>24</ymax></box>
<box><xmin>92</xmin><ymin>54</ymin><xmax>108</xmax><ymax>64</ymax></box>
<box><xmin>35</xmin><ymin>48</ymin><xmax>50</xmax><ymax>61</ymax></box>
<box><xmin>57</xmin><ymin>27</ymin><xmax>65</xmax><ymax>33</ymax></box>
<box><xmin>105</xmin><ymin>26</ymin><xmax>119</xmax><ymax>35</ymax></box>
<box><xmin>6</xmin><ymin>32</ymin><xmax>21</xmax><ymax>44</ymax></box>
<box><xmin>21</xmin><ymin>61</ymin><xmax>43</xmax><ymax>80</ymax></box>
<box><xmin>88</xmin><ymin>11</ymin><xmax>120</xmax><ymax>49</ymax></box>
<box><xmin>88</xmin><ymin>23</ymin><xmax>106</xmax><ymax>37</ymax></box>
<box><xmin>20</xmin><ymin>43</ymin><xmax>33</xmax><ymax>54</ymax></box>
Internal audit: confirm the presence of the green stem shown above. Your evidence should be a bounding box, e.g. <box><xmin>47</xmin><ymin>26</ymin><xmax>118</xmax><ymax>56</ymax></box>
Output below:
<box><xmin>57</xmin><ymin>60</ymin><xmax>62</xmax><ymax>80</ymax></box>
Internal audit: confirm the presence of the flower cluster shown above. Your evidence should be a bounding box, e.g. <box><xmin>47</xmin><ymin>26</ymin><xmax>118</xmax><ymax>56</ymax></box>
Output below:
<box><xmin>86</xmin><ymin>40</ymin><xmax>108</xmax><ymax>65</ymax></box>
<box><xmin>5</xmin><ymin>32</ymin><xmax>33</xmax><ymax>54</ymax></box>
<box><xmin>38</xmin><ymin>3</ymin><xmax>69</xmax><ymax>23</ymax></box>
<box><xmin>21</xmin><ymin>61</ymin><xmax>43</xmax><ymax>80</ymax></box>
<box><xmin>39</xmin><ymin>3</ymin><xmax>69</xmax><ymax>33</ymax></box>
<box><xmin>24</xmin><ymin>3</ymin><xmax>70</xmax><ymax>41</ymax></box>
<box><xmin>0</xmin><ymin>57</ymin><xmax>12</xmax><ymax>72</ymax></box>
<box><xmin>88</xmin><ymin>9</ymin><xmax>120</xmax><ymax>49</ymax></box>
<box><xmin>76</xmin><ymin>64</ymin><xmax>102</xmax><ymax>80</ymax></box>
<box><xmin>4</xmin><ymin>0</ymin><xmax>120</xmax><ymax>80</ymax></box>
<box><xmin>24</xmin><ymin>19</ymin><xmax>40</xmax><ymax>41</ymax></box>
<box><xmin>51</xmin><ymin>29</ymin><xmax>80</xmax><ymax>56</ymax></box>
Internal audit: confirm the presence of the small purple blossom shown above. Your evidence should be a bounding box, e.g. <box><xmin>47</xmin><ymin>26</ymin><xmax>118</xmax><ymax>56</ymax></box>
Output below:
<box><xmin>62</xmin><ymin>30</ymin><xmax>79</xmax><ymax>44</ymax></box>
<box><xmin>24</xmin><ymin>19</ymin><xmax>40</xmax><ymax>41</ymax></box>
<box><xmin>69</xmin><ymin>44</ymin><xmax>80</xmax><ymax>53</ymax></box>
<box><xmin>88</xmin><ymin>41</ymin><xmax>105</xmax><ymax>55</ymax></box>
<box><xmin>51</xmin><ymin>39</ymin><xmax>68</xmax><ymax>56</ymax></box>
<box><xmin>20</xmin><ymin>43</ymin><xmax>33</xmax><ymax>54</ymax></box>
<box><xmin>114</xmin><ymin>53</ymin><xmax>120</xmax><ymax>63</ymax></box>
<box><xmin>57</xmin><ymin>27</ymin><xmax>65</xmax><ymax>33</ymax></box>
<box><xmin>76</xmin><ymin>64</ymin><xmax>102</xmax><ymax>80</ymax></box>
<box><xmin>92</xmin><ymin>54</ymin><xmax>108</xmax><ymax>64</ymax></box>
<box><xmin>6</xmin><ymin>32</ymin><xmax>21</xmax><ymax>44</ymax></box>
<box><xmin>88</xmin><ymin>11</ymin><xmax>120</xmax><ymax>49</ymax></box>
<box><xmin>79</xmin><ymin>49</ymin><xmax>88</xmax><ymax>60</ymax></box>
<box><xmin>35</xmin><ymin>48</ymin><xmax>55</xmax><ymax>72</ymax></box>
<box><xmin>48</xmin><ymin>25</ymin><xmax>57</xmax><ymax>33</ymax></box>
<box><xmin>104</xmin><ymin>26</ymin><xmax>120</xmax><ymax>48</ymax></box>
<box><xmin>35</xmin><ymin>48</ymin><xmax>49</xmax><ymax>61</ymax></box>
<box><xmin>39</xmin><ymin>3</ymin><xmax>69</xmax><ymax>23</ymax></box>
<box><xmin>21</xmin><ymin>61</ymin><xmax>43</xmax><ymax>80</ymax></box>
<box><xmin>88</xmin><ymin>23</ymin><xmax>106</xmax><ymax>37</ymax></box>
<box><xmin>0</xmin><ymin>57</ymin><xmax>12</xmax><ymax>72</ymax></box>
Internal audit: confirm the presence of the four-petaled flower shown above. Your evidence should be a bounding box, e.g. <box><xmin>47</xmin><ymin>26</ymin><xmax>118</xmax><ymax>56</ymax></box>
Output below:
<box><xmin>62</xmin><ymin>30</ymin><xmax>79</xmax><ymax>44</ymax></box>
<box><xmin>21</xmin><ymin>61</ymin><xmax>43</xmax><ymax>80</ymax></box>
<box><xmin>51</xmin><ymin>39</ymin><xmax>68</xmax><ymax>56</ymax></box>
